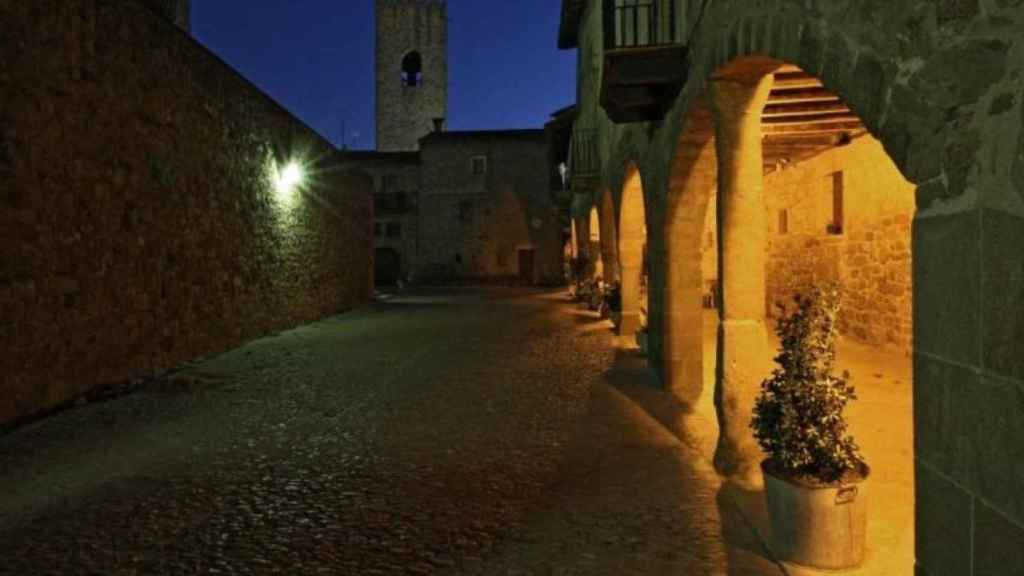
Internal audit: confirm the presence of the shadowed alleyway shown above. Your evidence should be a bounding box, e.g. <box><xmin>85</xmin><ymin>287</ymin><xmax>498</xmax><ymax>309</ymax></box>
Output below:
<box><xmin>0</xmin><ymin>288</ymin><xmax>783</xmax><ymax>575</ymax></box>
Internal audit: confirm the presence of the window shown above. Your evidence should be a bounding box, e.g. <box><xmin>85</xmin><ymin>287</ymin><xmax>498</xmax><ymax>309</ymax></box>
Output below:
<box><xmin>373</xmin><ymin>222</ymin><xmax>382</xmax><ymax>237</ymax></box>
<box><xmin>401</xmin><ymin>51</ymin><xmax>422</xmax><ymax>87</ymax></box>
<box><xmin>471</xmin><ymin>155</ymin><xmax>487</xmax><ymax>175</ymax></box>
<box><xmin>395</xmin><ymin>191</ymin><xmax>407</xmax><ymax>212</ymax></box>
<box><xmin>779</xmin><ymin>209</ymin><xmax>789</xmax><ymax>235</ymax></box>
<box><xmin>828</xmin><ymin>172</ymin><xmax>844</xmax><ymax>235</ymax></box>
<box><xmin>386</xmin><ymin>221</ymin><xmax>402</xmax><ymax>238</ymax></box>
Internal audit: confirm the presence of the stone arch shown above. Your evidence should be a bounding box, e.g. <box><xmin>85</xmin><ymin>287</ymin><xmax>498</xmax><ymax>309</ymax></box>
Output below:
<box><xmin>401</xmin><ymin>50</ymin><xmax>423</xmax><ymax>87</ymax></box>
<box><xmin>661</xmin><ymin>96</ymin><xmax>717</xmax><ymax>406</ymax></box>
<box><xmin>618</xmin><ymin>163</ymin><xmax>649</xmax><ymax>337</ymax></box>
<box><xmin>665</xmin><ymin>6</ymin><xmax>978</xmax><ymax>195</ymax></box>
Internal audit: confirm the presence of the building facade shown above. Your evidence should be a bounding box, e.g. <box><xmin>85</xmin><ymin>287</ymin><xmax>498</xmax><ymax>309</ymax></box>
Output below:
<box><xmin>416</xmin><ymin>131</ymin><xmax>563</xmax><ymax>285</ymax></box>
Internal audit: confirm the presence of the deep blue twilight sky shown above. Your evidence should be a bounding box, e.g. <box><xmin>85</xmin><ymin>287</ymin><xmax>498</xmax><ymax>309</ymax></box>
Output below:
<box><xmin>193</xmin><ymin>1</ymin><xmax>577</xmax><ymax>151</ymax></box>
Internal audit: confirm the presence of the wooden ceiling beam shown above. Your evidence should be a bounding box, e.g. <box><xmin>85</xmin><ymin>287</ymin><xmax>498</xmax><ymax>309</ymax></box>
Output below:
<box><xmin>770</xmin><ymin>76</ymin><xmax>824</xmax><ymax>90</ymax></box>
<box><xmin>767</xmin><ymin>89</ymin><xmax>841</xmax><ymax>105</ymax></box>
<box><xmin>763</xmin><ymin>122</ymin><xmax>863</xmax><ymax>135</ymax></box>
<box><xmin>762</xmin><ymin>102</ymin><xmax>851</xmax><ymax>117</ymax></box>
<box><xmin>762</xmin><ymin>113</ymin><xmax>862</xmax><ymax>127</ymax></box>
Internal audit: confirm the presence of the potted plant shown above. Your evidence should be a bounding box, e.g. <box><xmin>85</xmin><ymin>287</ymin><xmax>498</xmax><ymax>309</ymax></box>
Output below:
<box><xmin>750</xmin><ymin>285</ymin><xmax>869</xmax><ymax>570</ymax></box>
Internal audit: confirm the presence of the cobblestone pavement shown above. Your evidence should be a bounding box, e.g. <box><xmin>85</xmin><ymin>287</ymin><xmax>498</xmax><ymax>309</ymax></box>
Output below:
<box><xmin>0</xmin><ymin>288</ymin><xmax>784</xmax><ymax>575</ymax></box>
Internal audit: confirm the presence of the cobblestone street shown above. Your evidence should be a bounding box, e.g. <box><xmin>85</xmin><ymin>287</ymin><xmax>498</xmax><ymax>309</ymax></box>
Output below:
<box><xmin>0</xmin><ymin>288</ymin><xmax>783</xmax><ymax>575</ymax></box>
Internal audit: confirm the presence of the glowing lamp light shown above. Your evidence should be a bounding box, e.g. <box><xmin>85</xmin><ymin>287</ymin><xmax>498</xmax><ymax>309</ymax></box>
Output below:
<box><xmin>275</xmin><ymin>161</ymin><xmax>305</xmax><ymax>197</ymax></box>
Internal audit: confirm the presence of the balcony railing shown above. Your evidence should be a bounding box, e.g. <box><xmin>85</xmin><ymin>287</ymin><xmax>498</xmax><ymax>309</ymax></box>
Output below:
<box><xmin>604</xmin><ymin>0</ymin><xmax>680</xmax><ymax>50</ymax></box>
<box><xmin>569</xmin><ymin>129</ymin><xmax>601</xmax><ymax>190</ymax></box>
<box><xmin>600</xmin><ymin>0</ymin><xmax>688</xmax><ymax>123</ymax></box>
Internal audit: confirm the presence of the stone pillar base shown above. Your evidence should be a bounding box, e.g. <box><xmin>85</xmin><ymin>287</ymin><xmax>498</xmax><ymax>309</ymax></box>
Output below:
<box><xmin>617</xmin><ymin>311</ymin><xmax>642</xmax><ymax>337</ymax></box>
<box><xmin>714</xmin><ymin>318</ymin><xmax>770</xmax><ymax>487</ymax></box>
<box><xmin>666</xmin><ymin>357</ymin><xmax>703</xmax><ymax>406</ymax></box>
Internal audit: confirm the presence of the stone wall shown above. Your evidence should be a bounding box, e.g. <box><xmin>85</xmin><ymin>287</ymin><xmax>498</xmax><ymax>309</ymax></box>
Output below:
<box><xmin>0</xmin><ymin>0</ymin><xmax>374</xmax><ymax>428</ymax></box>
<box><xmin>375</xmin><ymin>0</ymin><xmax>448</xmax><ymax>152</ymax></box>
<box><xmin>417</xmin><ymin>131</ymin><xmax>563</xmax><ymax>285</ymax></box>
<box><xmin>763</xmin><ymin>136</ymin><xmax>915</xmax><ymax>355</ymax></box>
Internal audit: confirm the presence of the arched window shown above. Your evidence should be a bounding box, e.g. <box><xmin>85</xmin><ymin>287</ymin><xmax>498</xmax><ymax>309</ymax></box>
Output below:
<box><xmin>401</xmin><ymin>51</ymin><xmax>422</xmax><ymax>87</ymax></box>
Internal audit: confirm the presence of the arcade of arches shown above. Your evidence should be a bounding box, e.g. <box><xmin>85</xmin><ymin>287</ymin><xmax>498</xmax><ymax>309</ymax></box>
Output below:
<box><xmin>578</xmin><ymin>61</ymin><xmax>921</xmax><ymax>575</ymax></box>
<box><xmin>562</xmin><ymin>2</ymin><xmax>1024</xmax><ymax>571</ymax></box>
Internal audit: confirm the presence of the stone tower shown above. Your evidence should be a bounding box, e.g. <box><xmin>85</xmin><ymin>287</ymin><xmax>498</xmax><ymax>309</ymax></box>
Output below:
<box><xmin>139</xmin><ymin>0</ymin><xmax>192</xmax><ymax>33</ymax></box>
<box><xmin>375</xmin><ymin>0</ymin><xmax>448</xmax><ymax>152</ymax></box>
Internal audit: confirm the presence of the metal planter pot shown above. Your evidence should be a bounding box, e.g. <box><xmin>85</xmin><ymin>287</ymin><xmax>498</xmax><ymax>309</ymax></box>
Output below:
<box><xmin>762</xmin><ymin>459</ymin><xmax>869</xmax><ymax>570</ymax></box>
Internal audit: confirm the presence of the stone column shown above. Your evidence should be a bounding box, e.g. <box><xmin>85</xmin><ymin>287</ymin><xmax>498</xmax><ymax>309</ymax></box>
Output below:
<box><xmin>618</xmin><ymin>190</ymin><xmax>646</xmax><ymax>337</ymax></box>
<box><xmin>600</xmin><ymin>193</ymin><xmax>620</xmax><ymax>284</ymax></box>
<box><xmin>709</xmin><ymin>76</ymin><xmax>774</xmax><ymax>485</ymax></box>
<box><xmin>664</xmin><ymin>141</ymin><xmax>717</xmax><ymax>405</ymax></box>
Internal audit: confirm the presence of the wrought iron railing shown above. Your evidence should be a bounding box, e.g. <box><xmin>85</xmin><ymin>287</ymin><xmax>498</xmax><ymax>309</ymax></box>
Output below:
<box><xmin>603</xmin><ymin>0</ymin><xmax>681</xmax><ymax>50</ymax></box>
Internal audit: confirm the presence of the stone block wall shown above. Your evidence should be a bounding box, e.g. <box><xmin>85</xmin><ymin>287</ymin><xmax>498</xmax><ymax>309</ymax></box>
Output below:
<box><xmin>0</xmin><ymin>0</ymin><xmax>374</xmax><ymax>428</ymax></box>
<box><xmin>763</xmin><ymin>136</ymin><xmax>915</xmax><ymax>355</ymax></box>
<box><xmin>417</xmin><ymin>131</ymin><xmax>563</xmax><ymax>284</ymax></box>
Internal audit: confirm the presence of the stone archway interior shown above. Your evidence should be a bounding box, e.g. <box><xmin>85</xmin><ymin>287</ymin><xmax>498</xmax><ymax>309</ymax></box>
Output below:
<box><xmin>618</xmin><ymin>168</ymin><xmax>647</xmax><ymax>336</ymax></box>
<box><xmin>665</xmin><ymin>58</ymin><xmax>917</xmax><ymax>573</ymax></box>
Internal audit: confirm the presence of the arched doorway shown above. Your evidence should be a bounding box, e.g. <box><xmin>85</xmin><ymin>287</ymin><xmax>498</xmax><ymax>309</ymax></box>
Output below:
<box><xmin>618</xmin><ymin>166</ymin><xmax>648</xmax><ymax>338</ymax></box>
<box><xmin>664</xmin><ymin>57</ymin><xmax>916</xmax><ymax>573</ymax></box>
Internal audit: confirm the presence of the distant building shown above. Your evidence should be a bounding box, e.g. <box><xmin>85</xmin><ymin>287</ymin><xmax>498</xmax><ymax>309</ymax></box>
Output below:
<box><xmin>349</xmin><ymin>0</ymin><xmax>568</xmax><ymax>287</ymax></box>
<box><xmin>417</xmin><ymin>130</ymin><xmax>563</xmax><ymax>285</ymax></box>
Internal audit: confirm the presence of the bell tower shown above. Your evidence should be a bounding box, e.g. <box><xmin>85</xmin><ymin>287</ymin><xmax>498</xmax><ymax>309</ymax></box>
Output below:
<box><xmin>375</xmin><ymin>0</ymin><xmax>448</xmax><ymax>152</ymax></box>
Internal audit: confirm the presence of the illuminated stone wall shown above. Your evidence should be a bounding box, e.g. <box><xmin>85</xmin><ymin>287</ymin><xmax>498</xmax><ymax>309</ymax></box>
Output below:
<box><xmin>417</xmin><ymin>131</ymin><xmax>563</xmax><ymax>285</ymax></box>
<box><xmin>0</xmin><ymin>0</ymin><xmax>374</xmax><ymax>427</ymax></box>
<box><xmin>763</xmin><ymin>136</ymin><xmax>915</xmax><ymax>355</ymax></box>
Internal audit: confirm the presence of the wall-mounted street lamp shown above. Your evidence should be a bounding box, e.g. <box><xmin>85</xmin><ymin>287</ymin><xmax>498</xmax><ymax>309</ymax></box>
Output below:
<box><xmin>275</xmin><ymin>161</ymin><xmax>305</xmax><ymax>199</ymax></box>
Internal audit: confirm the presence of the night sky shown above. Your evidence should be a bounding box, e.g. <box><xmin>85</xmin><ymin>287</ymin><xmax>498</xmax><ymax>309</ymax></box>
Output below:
<box><xmin>193</xmin><ymin>1</ymin><xmax>577</xmax><ymax>151</ymax></box>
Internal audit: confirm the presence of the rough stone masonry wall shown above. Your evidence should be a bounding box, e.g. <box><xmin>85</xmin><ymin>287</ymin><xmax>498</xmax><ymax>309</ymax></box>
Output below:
<box><xmin>764</xmin><ymin>136</ymin><xmax>915</xmax><ymax>355</ymax></box>
<box><xmin>0</xmin><ymin>0</ymin><xmax>374</xmax><ymax>428</ymax></box>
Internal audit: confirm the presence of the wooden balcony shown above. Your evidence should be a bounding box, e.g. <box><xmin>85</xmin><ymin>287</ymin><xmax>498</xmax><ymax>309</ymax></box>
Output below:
<box><xmin>601</xmin><ymin>0</ymin><xmax>688</xmax><ymax>123</ymax></box>
<box><xmin>569</xmin><ymin>129</ymin><xmax>601</xmax><ymax>191</ymax></box>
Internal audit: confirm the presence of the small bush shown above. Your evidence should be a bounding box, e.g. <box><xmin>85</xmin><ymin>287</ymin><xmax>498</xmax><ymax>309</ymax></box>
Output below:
<box><xmin>751</xmin><ymin>284</ymin><xmax>864</xmax><ymax>484</ymax></box>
